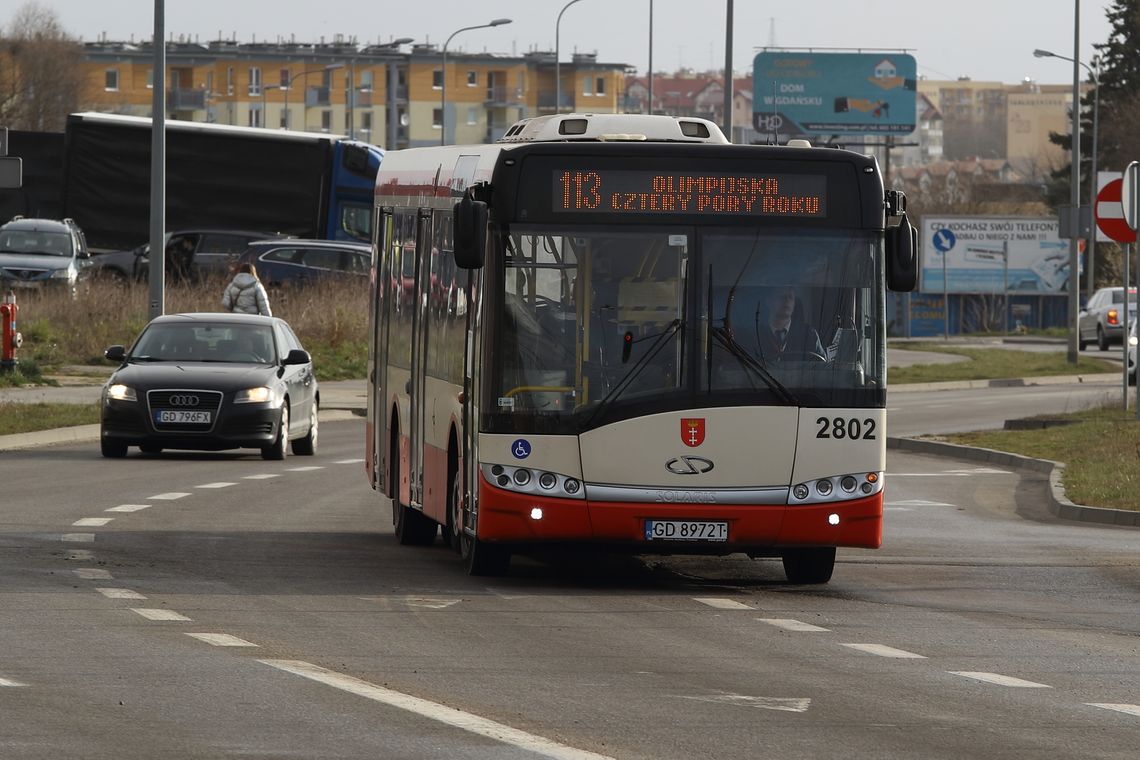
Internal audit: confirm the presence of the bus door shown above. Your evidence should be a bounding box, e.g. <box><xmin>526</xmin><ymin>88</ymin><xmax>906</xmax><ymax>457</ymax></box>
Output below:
<box><xmin>369</xmin><ymin>208</ymin><xmax>394</xmax><ymax>491</ymax></box>
<box><xmin>407</xmin><ymin>208</ymin><xmax>434</xmax><ymax>509</ymax></box>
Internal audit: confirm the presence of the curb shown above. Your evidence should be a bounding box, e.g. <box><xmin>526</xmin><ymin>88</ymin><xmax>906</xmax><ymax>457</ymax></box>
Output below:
<box><xmin>889</xmin><ymin>373</ymin><xmax>1121</xmax><ymax>394</ymax></box>
<box><xmin>887</xmin><ymin>436</ymin><xmax>1140</xmax><ymax>528</ymax></box>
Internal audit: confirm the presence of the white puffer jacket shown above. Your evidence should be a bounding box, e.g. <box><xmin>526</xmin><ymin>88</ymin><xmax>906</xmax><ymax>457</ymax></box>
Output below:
<box><xmin>221</xmin><ymin>272</ymin><xmax>272</xmax><ymax>316</ymax></box>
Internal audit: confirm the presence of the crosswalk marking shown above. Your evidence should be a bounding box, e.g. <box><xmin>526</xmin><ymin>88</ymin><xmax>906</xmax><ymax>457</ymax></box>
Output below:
<box><xmin>106</xmin><ymin>504</ymin><xmax>151</xmax><ymax>513</ymax></box>
<box><xmin>694</xmin><ymin>597</ymin><xmax>754</xmax><ymax>610</ymax></box>
<box><xmin>131</xmin><ymin>608</ymin><xmax>191</xmax><ymax>622</ymax></box>
<box><xmin>840</xmin><ymin>643</ymin><xmax>926</xmax><ymax>659</ymax></box>
<box><xmin>73</xmin><ymin>517</ymin><xmax>114</xmax><ymax>527</ymax></box>
<box><xmin>96</xmin><ymin>588</ymin><xmax>146</xmax><ymax>600</ymax></box>
<box><xmin>757</xmin><ymin>618</ymin><xmax>830</xmax><ymax>632</ymax></box>
<box><xmin>73</xmin><ymin>568</ymin><xmax>112</xmax><ymax>580</ymax></box>
<box><xmin>1087</xmin><ymin>703</ymin><xmax>1140</xmax><ymax>718</ymax></box>
<box><xmin>186</xmin><ymin>633</ymin><xmax>258</xmax><ymax>647</ymax></box>
<box><xmin>949</xmin><ymin>671</ymin><xmax>1051</xmax><ymax>688</ymax></box>
<box><xmin>147</xmin><ymin>492</ymin><xmax>192</xmax><ymax>500</ymax></box>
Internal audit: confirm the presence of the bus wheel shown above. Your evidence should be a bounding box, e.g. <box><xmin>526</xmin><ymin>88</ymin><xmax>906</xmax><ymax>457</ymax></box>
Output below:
<box><xmin>443</xmin><ymin>459</ymin><xmax>460</xmax><ymax>552</ymax></box>
<box><xmin>391</xmin><ymin>433</ymin><xmax>437</xmax><ymax>546</ymax></box>
<box><xmin>781</xmin><ymin>547</ymin><xmax>835</xmax><ymax>584</ymax></box>
<box><xmin>461</xmin><ymin>532</ymin><xmax>511</xmax><ymax>576</ymax></box>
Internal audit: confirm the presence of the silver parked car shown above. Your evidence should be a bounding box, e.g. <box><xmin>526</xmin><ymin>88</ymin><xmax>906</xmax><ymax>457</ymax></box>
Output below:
<box><xmin>1078</xmin><ymin>286</ymin><xmax>1138</xmax><ymax>351</ymax></box>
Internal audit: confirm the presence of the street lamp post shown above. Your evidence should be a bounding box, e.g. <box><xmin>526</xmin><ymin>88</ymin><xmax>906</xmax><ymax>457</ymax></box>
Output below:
<box><xmin>1034</xmin><ymin>47</ymin><xmax>1101</xmax><ymax>297</ymax></box>
<box><xmin>283</xmin><ymin>63</ymin><xmax>344</xmax><ymax>131</ymax></box>
<box><xmin>441</xmin><ymin>18</ymin><xmax>512</xmax><ymax>146</ymax></box>
<box><xmin>555</xmin><ymin>0</ymin><xmax>585</xmax><ymax>115</ymax></box>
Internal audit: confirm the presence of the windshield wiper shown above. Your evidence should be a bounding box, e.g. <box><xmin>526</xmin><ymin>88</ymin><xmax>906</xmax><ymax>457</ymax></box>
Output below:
<box><xmin>709</xmin><ymin>325</ymin><xmax>799</xmax><ymax>405</ymax></box>
<box><xmin>585</xmin><ymin>318</ymin><xmax>682</xmax><ymax>427</ymax></box>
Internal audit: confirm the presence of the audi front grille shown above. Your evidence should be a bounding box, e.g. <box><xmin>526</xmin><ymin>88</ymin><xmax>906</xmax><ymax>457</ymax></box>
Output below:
<box><xmin>146</xmin><ymin>389</ymin><xmax>223</xmax><ymax>432</ymax></box>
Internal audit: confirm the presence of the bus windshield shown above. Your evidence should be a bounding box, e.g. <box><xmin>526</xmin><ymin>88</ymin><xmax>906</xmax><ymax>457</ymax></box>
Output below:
<box><xmin>485</xmin><ymin>225</ymin><xmax>885</xmax><ymax>434</ymax></box>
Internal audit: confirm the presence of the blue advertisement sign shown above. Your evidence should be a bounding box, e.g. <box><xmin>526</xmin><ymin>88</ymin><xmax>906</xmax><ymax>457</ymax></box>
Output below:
<box><xmin>752</xmin><ymin>52</ymin><xmax>917</xmax><ymax>136</ymax></box>
<box><xmin>920</xmin><ymin>216</ymin><xmax>1071</xmax><ymax>294</ymax></box>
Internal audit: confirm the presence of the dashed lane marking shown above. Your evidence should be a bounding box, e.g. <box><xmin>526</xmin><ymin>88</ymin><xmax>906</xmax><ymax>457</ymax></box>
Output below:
<box><xmin>106</xmin><ymin>504</ymin><xmax>151</xmax><ymax>513</ymax></box>
<box><xmin>72</xmin><ymin>518</ymin><xmax>114</xmax><ymax>527</ymax></box>
<box><xmin>60</xmin><ymin>533</ymin><xmax>95</xmax><ymax>543</ymax></box>
<box><xmin>757</xmin><ymin>618</ymin><xmax>830</xmax><ymax>632</ymax></box>
<box><xmin>147</xmin><ymin>492</ymin><xmax>192</xmax><ymax>500</ymax></box>
<box><xmin>1087</xmin><ymin>703</ymin><xmax>1140</xmax><ymax>718</ymax></box>
<box><xmin>66</xmin><ymin>550</ymin><xmax>95</xmax><ymax>560</ymax></box>
<box><xmin>186</xmin><ymin>633</ymin><xmax>258</xmax><ymax>647</ymax></box>
<box><xmin>196</xmin><ymin>482</ymin><xmax>237</xmax><ymax>489</ymax></box>
<box><xmin>131</xmin><ymin>608</ymin><xmax>191</xmax><ymax>622</ymax></box>
<box><xmin>73</xmin><ymin>569</ymin><xmax>112</xmax><ymax>580</ymax></box>
<box><xmin>285</xmin><ymin>466</ymin><xmax>324</xmax><ymax>472</ymax></box>
<box><xmin>242</xmin><ymin>474</ymin><xmax>280</xmax><ymax>480</ymax></box>
<box><xmin>0</xmin><ymin>677</ymin><xmax>26</xmax><ymax>687</ymax></box>
<box><xmin>676</xmin><ymin>694</ymin><xmax>811</xmax><ymax>712</ymax></box>
<box><xmin>840</xmin><ymin>643</ymin><xmax>927</xmax><ymax>659</ymax></box>
<box><xmin>260</xmin><ymin>660</ymin><xmax>616</xmax><ymax>760</ymax></box>
<box><xmin>96</xmin><ymin>588</ymin><xmax>146</xmax><ymax>600</ymax></box>
<box><xmin>335</xmin><ymin>458</ymin><xmax>365</xmax><ymax>464</ymax></box>
<box><xmin>886</xmin><ymin>499</ymin><xmax>955</xmax><ymax>507</ymax></box>
<box><xmin>694</xmin><ymin>598</ymin><xmax>754</xmax><ymax>610</ymax></box>
<box><xmin>949</xmin><ymin>671</ymin><xmax>1051</xmax><ymax>688</ymax></box>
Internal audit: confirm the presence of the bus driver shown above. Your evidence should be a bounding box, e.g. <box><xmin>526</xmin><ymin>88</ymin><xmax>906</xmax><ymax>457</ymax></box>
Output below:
<box><xmin>756</xmin><ymin>285</ymin><xmax>827</xmax><ymax>361</ymax></box>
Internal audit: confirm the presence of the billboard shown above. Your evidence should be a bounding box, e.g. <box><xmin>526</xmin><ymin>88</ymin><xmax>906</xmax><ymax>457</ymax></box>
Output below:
<box><xmin>920</xmin><ymin>216</ymin><xmax>1070</xmax><ymax>294</ymax></box>
<box><xmin>752</xmin><ymin>52</ymin><xmax>917</xmax><ymax>137</ymax></box>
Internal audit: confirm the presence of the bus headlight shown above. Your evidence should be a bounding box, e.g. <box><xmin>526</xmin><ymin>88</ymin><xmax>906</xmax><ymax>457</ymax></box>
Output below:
<box><xmin>790</xmin><ymin>472</ymin><xmax>882</xmax><ymax>504</ymax></box>
<box><xmin>482</xmin><ymin>464</ymin><xmax>584</xmax><ymax>500</ymax></box>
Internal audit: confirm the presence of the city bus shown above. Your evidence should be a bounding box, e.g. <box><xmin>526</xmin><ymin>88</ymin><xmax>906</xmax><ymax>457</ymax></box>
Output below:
<box><xmin>365</xmin><ymin>113</ymin><xmax>916</xmax><ymax>583</ymax></box>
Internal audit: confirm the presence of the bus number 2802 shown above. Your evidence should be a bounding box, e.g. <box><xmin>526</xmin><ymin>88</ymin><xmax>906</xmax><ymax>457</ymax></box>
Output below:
<box><xmin>815</xmin><ymin>417</ymin><xmax>877</xmax><ymax>440</ymax></box>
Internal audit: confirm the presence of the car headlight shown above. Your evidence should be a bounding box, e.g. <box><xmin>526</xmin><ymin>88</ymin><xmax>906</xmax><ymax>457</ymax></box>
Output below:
<box><xmin>235</xmin><ymin>386</ymin><xmax>278</xmax><ymax>404</ymax></box>
<box><xmin>50</xmin><ymin>267</ymin><xmax>77</xmax><ymax>282</ymax></box>
<box><xmin>105</xmin><ymin>384</ymin><xmax>137</xmax><ymax>402</ymax></box>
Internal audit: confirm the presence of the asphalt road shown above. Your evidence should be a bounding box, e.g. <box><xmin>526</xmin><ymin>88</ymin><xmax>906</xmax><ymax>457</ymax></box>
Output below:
<box><xmin>0</xmin><ymin>392</ymin><xmax>1136</xmax><ymax>759</ymax></box>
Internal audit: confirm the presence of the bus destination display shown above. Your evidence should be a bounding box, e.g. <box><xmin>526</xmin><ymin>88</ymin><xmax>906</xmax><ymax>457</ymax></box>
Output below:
<box><xmin>553</xmin><ymin>170</ymin><xmax>827</xmax><ymax>217</ymax></box>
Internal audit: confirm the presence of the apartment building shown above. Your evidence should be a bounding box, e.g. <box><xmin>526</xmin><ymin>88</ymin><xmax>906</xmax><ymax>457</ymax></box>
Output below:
<box><xmin>78</xmin><ymin>37</ymin><xmax>628</xmax><ymax>148</ymax></box>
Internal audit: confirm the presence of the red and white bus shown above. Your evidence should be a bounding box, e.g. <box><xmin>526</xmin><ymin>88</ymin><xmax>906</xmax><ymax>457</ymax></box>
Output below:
<box><xmin>365</xmin><ymin>113</ymin><xmax>915</xmax><ymax>582</ymax></box>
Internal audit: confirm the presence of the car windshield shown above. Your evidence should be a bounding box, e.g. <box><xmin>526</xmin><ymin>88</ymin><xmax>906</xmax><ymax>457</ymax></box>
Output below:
<box><xmin>130</xmin><ymin>323</ymin><xmax>277</xmax><ymax>363</ymax></box>
<box><xmin>484</xmin><ymin>225</ymin><xmax>884</xmax><ymax>433</ymax></box>
<box><xmin>0</xmin><ymin>229</ymin><xmax>73</xmax><ymax>257</ymax></box>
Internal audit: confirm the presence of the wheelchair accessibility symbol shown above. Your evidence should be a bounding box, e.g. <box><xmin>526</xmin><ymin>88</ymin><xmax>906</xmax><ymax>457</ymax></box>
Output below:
<box><xmin>511</xmin><ymin>439</ymin><xmax>532</xmax><ymax>459</ymax></box>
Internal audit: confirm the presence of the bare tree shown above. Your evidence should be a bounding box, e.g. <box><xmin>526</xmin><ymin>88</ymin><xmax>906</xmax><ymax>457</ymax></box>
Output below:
<box><xmin>0</xmin><ymin>2</ymin><xmax>84</xmax><ymax>131</ymax></box>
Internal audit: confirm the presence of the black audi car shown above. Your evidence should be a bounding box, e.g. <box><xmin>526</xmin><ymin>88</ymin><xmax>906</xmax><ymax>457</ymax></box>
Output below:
<box><xmin>100</xmin><ymin>313</ymin><xmax>319</xmax><ymax>459</ymax></box>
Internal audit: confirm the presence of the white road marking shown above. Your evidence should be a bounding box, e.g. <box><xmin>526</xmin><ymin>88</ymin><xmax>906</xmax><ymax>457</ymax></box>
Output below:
<box><xmin>148</xmin><ymin>492</ymin><xmax>192</xmax><ymax>500</ymax></box>
<box><xmin>889</xmin><ymin>473</ymin><xmax>972</xmax><ymax>478</ymax></box>
<box><xmin>944</xmin><ymin>467</ymin><xmax>1012</xmax><ymax>475</ymax></box>
<box><xmin>131</xmin><ymin>608</ymin><xmax>191</xmax><ymax>622</ymax></box>
<box><xmin>66</xmin><ymin>550</ymin><xmax>95</xmax><ymax>560</ymax></box>
<box><xmin>949</xmin><ymin>671</ymin><xmax>1051</xmax><ymax>688</ymax></box>
<box><xmin>106</xmin><ymin>504</ymin><xmax>151</xmax><ymax>513</ymax></box>
<box><xmin>694</xmin><ymin>597</ymin><xmax>754</xmax><ymax>610</ymax></box>
<box><xmin>242</xmin><ymin>474</ymin><xmax>280</xmax><ymax>480</ymax></box>
<box><xmin>73</xmin><ymin>568</ymin><xmax>112</xmax><ymax>580</ymax></box>
<box><xmin>884</xmin><ymin>507</ymin><xmax>912</xmax><ymax>512</ymax></box>
<box><xmin>0</xmin><ymin>677</ymin><xmax>26</xmax><ymax>687</ymax></box>
<box><xmin>96</xmin><ymin>588</ymin><xmax>146</xmax><ymax>600</ymax></box>
<box><xmin>72</xmin><ymin>517</ymin><xmax>114</xmax><ymax>527</ymax></box>
<box><xmin>840</xmin><ymin>643</ymin><xmax>927</xmax><ymax>659</ymax></box>
<box><xmin>336</xmin><ymin>458</ymin><xmax>365</xmax><ymax>464</ymax></box>
<box><xmin>405</xmin><ymin>597</ymin><xmax>462</xmax><ymax>609</ymax></box>
<box><xmin>285</xmin><ymin>466</ymin><xmax>324</xmax><ymax>472</ymax></box>
<box><xmin>261</xmin><ymin>660</ymin><xmax>616</xmax><ymax>760</ymax></box>
<box><xmin>757</xmin><ymin>618</ymin><xmax>830</xmax><ymax>632</ymax></box>
<box><xmin>676</xmin><ymin>694</ymin><xmax>811</xmax><ymax>712</ymax></box>
<box><xmin>186</xmin><ymin>633</ymin><xmax>258</xmax><ymax>647</ymax></box>
<box><xmin>60</xmin><ymin>533</ymin><xmax>95</xmax><ymax>543</ymax></box>
<box><xmin>196</xmin><ymin>482</ymin><xmax>237</xmax><ymax>489</ymax></box>
<box><xmin>1087</xmin><ymin>703</ymin><xmax>1140</xmax><ymax>718</ymax></box>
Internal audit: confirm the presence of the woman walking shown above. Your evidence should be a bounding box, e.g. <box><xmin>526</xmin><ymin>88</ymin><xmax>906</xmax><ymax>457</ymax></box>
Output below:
<box><xmin>221</xmin><ymin>262</ymin><xmax>272</xmax><ymax>316</ymax></box>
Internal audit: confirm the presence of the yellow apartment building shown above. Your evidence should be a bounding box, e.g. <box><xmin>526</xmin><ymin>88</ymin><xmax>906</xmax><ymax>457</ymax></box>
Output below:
<box><xmin>76</xmin><ymin>37</ymin><xmax>629</xmax><ymax>148</ymax></box>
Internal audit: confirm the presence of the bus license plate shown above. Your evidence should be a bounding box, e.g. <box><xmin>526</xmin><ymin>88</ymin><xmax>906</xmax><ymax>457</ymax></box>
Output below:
<box><xmin>644</xmin><ymin>520</ymin><xmax>728</xmax><ymax>542</ymax></box>
<box><xmin>156</xmin><ymin>410</ymin><xmax>211</xmax><ymax>424</ymax></box>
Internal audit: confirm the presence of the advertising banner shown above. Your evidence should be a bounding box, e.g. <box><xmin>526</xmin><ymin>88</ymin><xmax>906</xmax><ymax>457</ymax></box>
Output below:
<box><xmin>920</xmin><ymin>216</ymin><xmax>1070</xmax><ymax>294</ymax></box>
<box><xmin>752</xmin><ymin>52</ymin><xmax>917</xmax><ymax>136</ymax></box>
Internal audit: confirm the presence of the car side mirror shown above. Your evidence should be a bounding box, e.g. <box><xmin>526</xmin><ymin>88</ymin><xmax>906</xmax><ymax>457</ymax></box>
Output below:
<box><xmin>283</xmin><ymin>348</ymin><xmax>310</xmax><ymax>366</ymax></box>
<box><xmin>104</xmin><ymin>345</ymin><xmax>126</xmax><ymax>362</ymax></box>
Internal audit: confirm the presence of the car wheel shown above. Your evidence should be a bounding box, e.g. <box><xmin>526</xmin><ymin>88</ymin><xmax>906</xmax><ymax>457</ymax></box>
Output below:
<box><xmin>1097</xmin><ymin>325</ymin><xmax>1109</xmax><ymax>351</ymax></box>
<box><xmin>261</xmin><ymin>403</ymin><xmax>289</xmax><ymax>460</ymax></box>
<box><xmin>781</xmin><ymin>547</ymin><xmax>836</xmax><ymax>584</ymax></box>
<box><xmin>100</xmin><ymin>437</ymin><xmax>128</xmax><ymax>458</ymax></box>
<box><xmin>291</xmin><ymin>400</ymin><xmax>318</xmax><ymax>456</ymax></box>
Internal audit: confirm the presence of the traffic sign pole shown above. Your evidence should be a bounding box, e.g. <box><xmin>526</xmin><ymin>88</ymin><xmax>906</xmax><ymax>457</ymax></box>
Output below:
<box><xmin>1124</xmin><ymin>162</ymin><xmax>1138</xmax><ymax>416</ymax></box>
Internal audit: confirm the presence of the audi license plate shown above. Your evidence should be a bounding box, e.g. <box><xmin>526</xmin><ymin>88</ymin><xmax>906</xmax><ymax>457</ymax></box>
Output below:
<box><xmin>156</xmin><ymin>410</ymin><xmax>211</xmax><ymax>424</ymax></box>
<box><xmin>644</xmin><ymin>520</ymin><xmax>728</xmax><ymax>542</ymax></box>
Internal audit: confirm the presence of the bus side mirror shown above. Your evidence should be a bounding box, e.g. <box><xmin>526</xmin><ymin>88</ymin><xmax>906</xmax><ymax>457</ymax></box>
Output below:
<box><xmin>886</xmin><ymin>212</ymin><xmax>917</xmax><ymax>292</ymax></box>
<box><xmin>453</xmin><ymin>196</ymin><xmax>488</xmax><ymax>269</ymax></box>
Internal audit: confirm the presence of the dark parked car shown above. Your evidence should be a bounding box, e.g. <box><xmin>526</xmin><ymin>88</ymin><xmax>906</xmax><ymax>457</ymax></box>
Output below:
<box><xmin>100</xmin><ymin>312</ymin><xmax>318</xmax><ymax>460</ymax></box>
<box><xmin>0</xmin><ymin>216</ymin><xmax>91</xmax><ymax>294</ymax></box>
<box><xmin>235</xmin><ymin>238</ymin><xmax>370</xmax><ymax>288</ymax></box>
<box><xmin>88</xmin><ymin>230</ymin><xmax>279</xmax><ymax>283</ymax></box>
<box><xmin>1078</xmin><ymin>286</ymin><xmax>1138</xmax><ymax>350</ymax></box>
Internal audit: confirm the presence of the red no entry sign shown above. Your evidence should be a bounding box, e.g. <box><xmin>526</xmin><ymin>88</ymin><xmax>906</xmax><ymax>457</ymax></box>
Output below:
<box><xmin>1095</xmin><ymin>178</ymin><xmax>1137</xmax><ymax>243</ymax></box>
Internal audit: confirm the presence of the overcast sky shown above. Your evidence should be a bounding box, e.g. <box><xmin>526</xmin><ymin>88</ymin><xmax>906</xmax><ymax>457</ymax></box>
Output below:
<box><xmin>16</xmin><ymin>0</ymin><xmax>1115</xmax><ymax>85</ymax></box>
